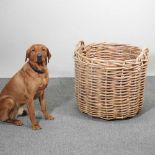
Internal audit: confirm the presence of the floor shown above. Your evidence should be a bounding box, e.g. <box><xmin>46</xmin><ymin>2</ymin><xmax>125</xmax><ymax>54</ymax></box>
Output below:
<box><xmin>0</xmin><ymin>77</ymin><xmax>155</xmax><ymax>155</ymax></box>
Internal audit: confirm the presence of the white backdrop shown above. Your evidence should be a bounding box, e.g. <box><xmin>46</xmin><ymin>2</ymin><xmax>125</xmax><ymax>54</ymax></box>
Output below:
<box><xmin>0</xmin><ymin>0</ymin><xmax>154</xmax><ymax>77</ymax></box>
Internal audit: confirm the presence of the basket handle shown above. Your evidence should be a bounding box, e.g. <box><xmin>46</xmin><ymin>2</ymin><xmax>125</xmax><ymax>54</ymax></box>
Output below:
<box><xmin>74</xmin><ymin>41</ymin><xmax>85</xmax><ymax>57</ymax></box>
<box><xmin>136</xmin><ymin>48</ymin><xmax>149</xmax><ymax>63</ymax></box>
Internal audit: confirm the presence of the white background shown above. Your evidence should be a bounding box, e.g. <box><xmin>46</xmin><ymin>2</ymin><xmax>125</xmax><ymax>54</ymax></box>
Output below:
<box><xmin>0</xmin><ymin>0</ymin><xmax>154</xmax><ymax>77</ymax></box>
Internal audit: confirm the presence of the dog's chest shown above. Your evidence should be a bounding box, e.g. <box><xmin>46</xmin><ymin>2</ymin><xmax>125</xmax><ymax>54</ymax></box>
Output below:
<box><xmin>37</xmin><ymin>76</ymin><xmax>48</xmax><ymax>90</ymax></box>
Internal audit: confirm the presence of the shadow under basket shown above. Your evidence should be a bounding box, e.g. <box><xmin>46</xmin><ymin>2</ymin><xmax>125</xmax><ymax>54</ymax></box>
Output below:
<box><xmin>74</xmin><ymin>41</ymin><xmax>149</xmax><ymax>120</ymax></box>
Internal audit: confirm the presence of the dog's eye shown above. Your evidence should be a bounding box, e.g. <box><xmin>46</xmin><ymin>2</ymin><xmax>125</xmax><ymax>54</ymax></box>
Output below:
<box><xmin>42</xmin><ymin>48</ymin><xmax>45</xmax><ymax>51</ymax></box>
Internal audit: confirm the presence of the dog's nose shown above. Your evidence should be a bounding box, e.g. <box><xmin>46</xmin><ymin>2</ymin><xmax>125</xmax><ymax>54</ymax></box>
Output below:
<box><xmin>37</xmin><ymin>52</ymin><xmax>42</xmax><ymax>63</ymax></box>
<box><xmin>37</xmin><ymin>52</ymin><xmax>42</xmax><ymax>58</ymax></box>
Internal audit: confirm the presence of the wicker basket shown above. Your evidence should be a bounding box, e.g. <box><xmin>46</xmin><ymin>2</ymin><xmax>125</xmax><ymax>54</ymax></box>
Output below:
<box><xmin>74</xmin><ymin>41</ymin><xmax>149</xmax><ymax>120</ymax></box>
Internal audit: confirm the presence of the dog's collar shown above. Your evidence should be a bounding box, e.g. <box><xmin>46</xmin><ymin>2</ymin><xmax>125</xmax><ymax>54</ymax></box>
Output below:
<box><xmin>28</xmin><ymin>62</ymin><xmax>44</xmax><ymax>74</ymax></box>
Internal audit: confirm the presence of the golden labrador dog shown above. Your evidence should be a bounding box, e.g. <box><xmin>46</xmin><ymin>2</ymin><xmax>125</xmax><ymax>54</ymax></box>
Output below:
<box><xmin>0</xmin><ymin>44</ymin><xmax>54</xmax><ymax>130</ymax></box>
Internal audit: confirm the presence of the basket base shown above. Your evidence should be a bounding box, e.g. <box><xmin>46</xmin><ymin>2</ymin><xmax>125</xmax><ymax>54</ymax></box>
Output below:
<box><xmin>78</xmin><ymin>107</ymin><xmax>142</xmax><ymax>120</ymax></box>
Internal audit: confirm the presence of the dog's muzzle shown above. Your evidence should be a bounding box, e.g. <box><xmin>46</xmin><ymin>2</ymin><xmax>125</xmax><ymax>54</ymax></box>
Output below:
<box><xmin>37</xmin><ymin>53</ymin><xmax>42</xmax><ymax>64</ymax></box>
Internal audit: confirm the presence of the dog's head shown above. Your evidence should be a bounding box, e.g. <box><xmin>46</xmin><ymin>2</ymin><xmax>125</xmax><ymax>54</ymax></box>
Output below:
<box><xmin>25</xmin><ymin>44</ymin><xmax>51</xmax><ymax>65</ymax></box>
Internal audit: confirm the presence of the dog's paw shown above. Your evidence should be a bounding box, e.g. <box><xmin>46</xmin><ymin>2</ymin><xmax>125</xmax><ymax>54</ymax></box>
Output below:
<box><xmin>6</xmin><ymin>119</ymin><xmax>23</xmax><ymax>126</ymax></box>
<box><xmin>32</xmin><ymin>123</ymin><xmax>42</xmax><ymax>130</ymax></box>
<box><xmin>45</xmin><ymin>114</ymin><xmax>55</xmax><ymax>120</ymax></box>
<box><xmin>15</xmin><ymin>120</ymin><xmax>23</xmax><ymax>126</ymax></box>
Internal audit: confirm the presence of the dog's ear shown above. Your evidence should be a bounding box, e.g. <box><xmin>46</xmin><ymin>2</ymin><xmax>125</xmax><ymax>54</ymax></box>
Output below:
<box><xmin>47</xmin><ymin>48</ymin><xmax>51</xmax><ymax>63</ymax></box>
<box><xmin>25</xmin><ymin>48</ymin><xmax>30</xmax><ymax>62</ymax></box>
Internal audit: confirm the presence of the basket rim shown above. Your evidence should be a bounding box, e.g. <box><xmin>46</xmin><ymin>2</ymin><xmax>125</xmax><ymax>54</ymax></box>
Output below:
<box><xmin>74</xmin><ymin>41</ymin><xmax>149</xmax><ymax>66</ymax></box>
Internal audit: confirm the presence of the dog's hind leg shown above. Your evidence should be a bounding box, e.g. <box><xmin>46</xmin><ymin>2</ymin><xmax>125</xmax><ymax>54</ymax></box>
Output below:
<box><xmin>0</xmin><ymin>108</ymin><xmax>9</xmax><ymax>121</ymax></box>
<box><xmin>0</xmin><ymin>96</ymin><xmax>14</xmax><ymax>121</ymax></box>
<box><xmin>6</xmin><ymin>105</ymin><xmax>23</xmax><ymax>126</ymax></box>
<box><xmin>0</xmin><ymin>96</ymin><xmax>23</xmax><ymax>126</ymax></box>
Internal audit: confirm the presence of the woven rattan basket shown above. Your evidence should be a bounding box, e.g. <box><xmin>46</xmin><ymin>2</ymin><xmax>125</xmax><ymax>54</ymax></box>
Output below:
<box><xmin>74</xmin><ymin>41</ymin><xmax>149</xmax><ymax>120</ymax></box>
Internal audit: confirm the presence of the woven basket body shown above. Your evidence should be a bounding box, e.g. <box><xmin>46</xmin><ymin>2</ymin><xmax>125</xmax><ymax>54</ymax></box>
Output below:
<box><xmin>74</xmin><ymin>41</ymin><xmax>149</xmax><ymax>120</ymax></box>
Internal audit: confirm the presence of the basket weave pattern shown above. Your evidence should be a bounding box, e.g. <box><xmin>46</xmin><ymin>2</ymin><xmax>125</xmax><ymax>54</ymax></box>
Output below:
<box><xmin>74</xmin><ymin>41</ymin><xmax>149</xmax><ymax>120</ymax></box>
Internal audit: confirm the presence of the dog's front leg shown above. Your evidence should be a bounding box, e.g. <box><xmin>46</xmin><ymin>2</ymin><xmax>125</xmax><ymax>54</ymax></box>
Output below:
<box><xmin>39</xmin><ymin>91</ymin><xmax>54</xmax><ymax>120</ymax></box>
<box><xmin>27</xmin><ymin>98</ymin><xmax>42</xmax><ymax>130</ymax></box>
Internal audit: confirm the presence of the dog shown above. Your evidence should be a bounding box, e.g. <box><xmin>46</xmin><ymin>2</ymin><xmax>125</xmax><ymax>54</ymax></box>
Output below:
<box><xmin>0</xmin><ymin>44</ymin><xmax>54</xmax><ymax>130</ymax></box>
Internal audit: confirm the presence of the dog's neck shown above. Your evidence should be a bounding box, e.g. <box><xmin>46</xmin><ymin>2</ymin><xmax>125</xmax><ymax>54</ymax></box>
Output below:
<box><xmin>28</xmin><ymin>62</ymin><xmax>45</xmax><ymax>74</ymax></box>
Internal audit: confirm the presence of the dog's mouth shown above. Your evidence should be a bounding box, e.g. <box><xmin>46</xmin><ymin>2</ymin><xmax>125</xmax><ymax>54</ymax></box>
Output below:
<box><xmin>37</xmin><ymin>57</ymin><xmax>43</xmax><ymax>65</ymax></box>
<box><xmin>37</xmin><ymin>60</ymin><xmax>42</xmax><ymax>65</ymax></box>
